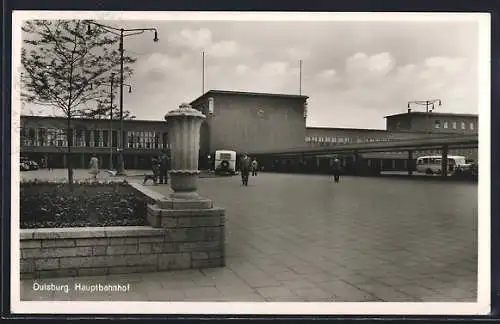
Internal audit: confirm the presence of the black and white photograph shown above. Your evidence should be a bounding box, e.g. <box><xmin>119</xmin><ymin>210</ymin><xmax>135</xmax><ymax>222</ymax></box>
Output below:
<box><xmin>10</xmin><ymin>11</ymin><xmax>490</xmax><ymax>315</ymax></box>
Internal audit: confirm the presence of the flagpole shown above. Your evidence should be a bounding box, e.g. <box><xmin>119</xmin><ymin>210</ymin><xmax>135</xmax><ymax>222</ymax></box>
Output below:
<box><xmin>299</xmin><ymin>59</ymin><xmax>302</xmax><ymax>95</ymax></box>
<box><xmin>202</xmin><ymin>51</ymin><xmax>205</xmax><ymax>94</ymax></box>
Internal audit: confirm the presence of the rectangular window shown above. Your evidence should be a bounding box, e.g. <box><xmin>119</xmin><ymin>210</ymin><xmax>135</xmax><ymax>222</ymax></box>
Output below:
<box><xmin>38</xmin><ymin>128</ymin><xmax>46</xmax><ymax>147</ymax></box>
<box><xmin>128</xmin><ymin>132</ymin><xmax>134</xmax><ymax>149</ymax></box>
<box><xmin>434</xmin><ymin>121</ymin><xmax>440</xmax><ymax>129</ymax></box>
<box><xmin>154</xmin><ymin>133</ymin><xmax>159</xmax><ymax>148</ymax></box>
<box><xmin>103</xmin><ymin>130</ymin><xmax>109</xmax><ymax>147</ymax></box>
<box><xmin>443</xmin><ymin>121</ymin><xmax>448</xmax><ymax>129</ymax></box>
<box><xmin>452</xmin><ymin>122</ymin><xmax>457</xmax><ymax>129</ymax></box>
<box><xmin>461</xmin><ymin>122</ymin><xmax>466</xmax><ymax>130</ymax></box>
<box><xmin>470</xmin><ymin>122</ymin><xmax>474</xmax><ymax>131</ymax></box>
<box><xmin>162</xmin><ymin>132</ymin><xmax>168</xmax><ymax>149</ymax></box>
<box><xmin>94</xmin><ymin>130</ymin><xmax>100</xmax><ymax>147</ymax></box>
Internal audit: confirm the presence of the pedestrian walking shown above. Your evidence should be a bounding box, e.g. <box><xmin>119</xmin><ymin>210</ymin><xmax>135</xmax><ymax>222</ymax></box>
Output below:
<box><xmin>150</xmin><ymin>156</ymin><xmax>160</xmax><ymax>185</ymax></box>
<box><xmin>47</xmin><ymin>155</ymin><xmax>53</xmax><ymax>171</ymax></box>
<box><xmin>88</xmin><ymin>154</ymin><xmax>99</xmax><ymax>180</ymax></box>
<box><xmin>158</xmin><ymin>149</ymin><xmax>170</xmax><ymax>184</ymax></box>
<box><xmin>41</xmin><ymin>157</ymin><xmax>47</xmax><ymax>169</ymax></box>
<box><xmin>251</xmin><ymin>158</ymin><xmax>259</xmax><ymax>176</ymax></box>
<box><xmin>240</xmin><ymin>153</ymin><xmax>251</xmax><ymax>186</ymax></box>
<box><xmin>330</xmin><ymin>157</ymin><xmax>341</xmax><ymax>183</ymax></box>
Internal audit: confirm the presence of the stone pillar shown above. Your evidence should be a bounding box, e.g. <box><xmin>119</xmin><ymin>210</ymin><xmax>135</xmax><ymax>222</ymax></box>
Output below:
<box><xmin>441</xmin><ymin>145</ymin><xmax>449</xmax><ymax>177</ymax></box>
<box><xmin>164</xmin><ymin>103</ymin><xmax>206</xmax><ymax>198</ymax></box>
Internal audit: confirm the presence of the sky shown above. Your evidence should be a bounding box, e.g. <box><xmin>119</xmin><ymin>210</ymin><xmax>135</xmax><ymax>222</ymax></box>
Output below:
<box><xmin>21</xmin><ymin>14</ymin><xmax>483</xmax><ymax>129</ymax></box>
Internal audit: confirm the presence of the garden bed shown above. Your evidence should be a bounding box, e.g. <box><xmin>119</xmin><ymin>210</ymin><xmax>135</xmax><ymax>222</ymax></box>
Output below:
<box><xmin>20</xmin><ymin>181</ymin><xmax>154</xmax><ymax>229</ymax></box>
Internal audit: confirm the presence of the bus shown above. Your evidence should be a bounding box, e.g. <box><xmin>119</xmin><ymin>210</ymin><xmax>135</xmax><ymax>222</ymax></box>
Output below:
<box><xmin>214</xmin><ymin>150</ymin><xmax>237</xmax><ymax>175</ymax></box>
<box><xmin>415</xmin><ymin>155</ymin><xmax>467</xmax><ymax>175</ymax></box>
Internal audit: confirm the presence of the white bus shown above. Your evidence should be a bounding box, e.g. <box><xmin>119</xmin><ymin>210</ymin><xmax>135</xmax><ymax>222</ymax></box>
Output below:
<box><xmin>214</xmin><ymin>150</ymin><xmax>237</xmax><ymax>175</ymax></box>
<box><xmin>416</xmin><ymin>155</ymin><xmax>467</xmax><ymax>175</ymax></box>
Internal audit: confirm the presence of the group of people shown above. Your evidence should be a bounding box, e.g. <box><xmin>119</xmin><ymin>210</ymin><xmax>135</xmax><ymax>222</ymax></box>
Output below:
<box><xmin>239</xmin><ymin>154</ymin><xmax>259</xmax><ymax>186</ymax></box>
<box><xmin>150</xmin><ymin>150</ymin><xmax>171</xmax><ymax>185</ymax></box>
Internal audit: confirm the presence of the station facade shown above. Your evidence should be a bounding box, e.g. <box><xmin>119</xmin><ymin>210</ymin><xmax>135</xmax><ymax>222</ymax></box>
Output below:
<box><xmin>19</xmin><ymin>90</ymin><xmax>478</xmax><ymax>172</ymax></box>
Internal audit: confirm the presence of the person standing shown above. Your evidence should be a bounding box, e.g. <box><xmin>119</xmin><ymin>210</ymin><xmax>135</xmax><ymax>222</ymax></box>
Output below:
<box><xmin>330</xmin><ymin>157</ymin><xmax>341</xmax><ymax>183</ymax></box>
<box><xmin>240</xmin><ymin>153</ymin><xmax>251</xmax><ymax>186</ymax></box>
<box><xmin>151</xmin><ymin>156</ymin><xmax>160</xmax><ymax>185</ymax></box>
<box><xmin>251</xmin><ymin>158</ymin><xmax>259</xmax><ymax>176</ymax></box>
<box><xmin>47</xmin><ymin>155</ymin><xmax>53</xmax><ymax>171</ymax></box>
<box><xmin>159</xmin><ymin>150</ymin><xmax>170</xmax><ymax>184</ymax></box>
<box><xmin>88</xmin><ymin>154</ymin><xmax>99</xmax><ymax>180</ymax></box>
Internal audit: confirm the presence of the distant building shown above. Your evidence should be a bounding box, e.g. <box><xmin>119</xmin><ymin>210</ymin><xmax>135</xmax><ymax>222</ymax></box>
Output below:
<box><xmin>190</xmin><ymin>90</ymin><xmax>309</xmax><ymax>168</ymax></box>
<box><xmin>385</xmin><ymin>109</ymin><xmax>478</xmax><ymax>134</ymax></box>
<box><xmin>19</xmin><ymin>115</ymin><xmax>168</xmax><ymax>169</ymax></box>
<box><xmin>18</xmin><ymin>91</ymin><xmax>479</xmax><ymax>171</ymax></box>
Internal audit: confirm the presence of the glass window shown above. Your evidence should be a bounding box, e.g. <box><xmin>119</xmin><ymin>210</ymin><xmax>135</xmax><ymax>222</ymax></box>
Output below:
<box><xmin>443</xmin><ymin>121</ymin><xmax>448</xmax><ymax>129</ymax></box>
<box><xmin>94</xmin><ymin>130</ymin><xmax>100</xmax><ymax>147</ymax></box>
<box><xmin>128</xmin><ymin>131</ymin><xmax>134</xmax><ymax>148</ymax></box>
<box><xmin>103</xmin><ymin>130</ymin><xmax>109</xmax><ymax>147</ymax></box>
<box><xmin>470</xmin><ymin>122</ymin><xmax>474</xmax><ymax>130</ymax></box>
<box><xmin>37</xmin><ymin>128</ymin><xmax>44</xmax><ymax>146</ymax></box>
<box><xmin>154</xmin><ymin>133</ymin><xmax>159</xmax><ymax>148</ymax></box>
<box><xmin>461</xmin><ymin>122</ymin><xmax>466</xmax><ymax>129</ymax></box>
<box><xmin>434</xmin><ymin>121</ymin><xmax>440</xmax><ymax>129</ymax></box>
<box><xmin>112</xmin><ymin>131</ymin><xmax>117</xmax><ymax>147</ymax></box>
<box><xmin>452</xmin><ymin>121</ymin><xmax>457</xmax><ymax>129</ymax></box>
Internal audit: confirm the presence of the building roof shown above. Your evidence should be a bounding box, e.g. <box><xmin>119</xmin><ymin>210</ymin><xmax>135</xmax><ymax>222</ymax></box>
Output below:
<box><xmin>190</xmin><ymin>90</ymin><xmax>309</xmax><ymax>105</ymax></box>
<box><xmin>306</xmin><ymin>126</ymin><xmax>388</xmax><ymax>133</ymax></box>
<box><xmin>384</xmin><ymin>111</ymin><xmax>478</xmax><ymax>119</ymax></box>
<box><xmin>20</xmin><ymin>115</ymin><xmax>164</xmax><ymax>124</ymax></box>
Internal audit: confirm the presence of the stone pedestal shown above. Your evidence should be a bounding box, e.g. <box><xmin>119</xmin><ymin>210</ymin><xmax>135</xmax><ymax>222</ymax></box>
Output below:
<box><xmin>145</xmin><ymin>103</ymin><xmax>226</xmax><ymax>270</ymax></box>
<box><xmin>165</xmin><ymin>103</ymin><xmax>205</xmax><ymax>198</ymax></box>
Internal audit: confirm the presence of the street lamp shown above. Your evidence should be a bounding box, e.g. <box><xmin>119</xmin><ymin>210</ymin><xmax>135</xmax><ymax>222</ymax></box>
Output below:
<box><xmin>86</xmin><ymin>20</ymin><xmax>159</xmax><ymax>175</ymax></box>
<box><xmin>407</xmin><ymin>99</ymin><xmax>442</xmax><ymax>134</ymax></box>
<box><xmin>90</xmin><ymin>75</ymin><xmax>132</xmax><ymax>169</ymax></box>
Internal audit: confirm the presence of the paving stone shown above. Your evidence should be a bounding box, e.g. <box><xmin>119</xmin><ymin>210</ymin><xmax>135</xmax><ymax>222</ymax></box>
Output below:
<box><xmin>183</xmin><ymin>286</ymin><xmax>224</xmax><ymax>299</ymax></box>
<box><xmin>19</xmin><ymin>172</ymin><xmax>477</xmax><ymax>303</ymax></box>
<box><xmin>256</xmin><ymin>286</ymin><xmax>297</xmax><ymax>298</ymax></box>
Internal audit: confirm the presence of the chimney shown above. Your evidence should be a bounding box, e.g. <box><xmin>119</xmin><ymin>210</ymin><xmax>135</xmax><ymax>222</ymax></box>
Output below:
<box><xmin>407</xmin><ymin>108</ymin><xmax>412</xmax><ymax>113</ymax></box>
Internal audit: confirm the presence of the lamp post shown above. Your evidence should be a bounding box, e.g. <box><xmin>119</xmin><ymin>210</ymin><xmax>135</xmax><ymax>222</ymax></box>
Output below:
<box><xmin>90</xmin><ymin>74</ymin><xmax>132</xmax><ymax>170</ymax></box>
<box><xmin>407</xmin><ymin>99</ymin><xmax>442</xmax><ymax>134</ymax></box>
<box><xmin>86</xmin><ymin>20</ymin><xmax>159</xmax><ymax>175</ymax></box>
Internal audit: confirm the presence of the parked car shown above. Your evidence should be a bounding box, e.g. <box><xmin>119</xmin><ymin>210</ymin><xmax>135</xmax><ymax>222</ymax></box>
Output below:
<box><xmin>20</xmin><ymin>157</ymin><xmax>39</xmax><ymax>170</ymax></box>
<box><xmin>20</xmin><ymin>162</ymin><xmax>30</xmax><ymax>171</ymax></box>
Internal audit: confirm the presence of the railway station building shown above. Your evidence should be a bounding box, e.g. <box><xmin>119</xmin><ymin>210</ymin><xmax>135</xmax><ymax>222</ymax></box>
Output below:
<box><xmin>19</xmin><ymin>90</ymin><xmax>478</xmax><ymax>173</ymax></box>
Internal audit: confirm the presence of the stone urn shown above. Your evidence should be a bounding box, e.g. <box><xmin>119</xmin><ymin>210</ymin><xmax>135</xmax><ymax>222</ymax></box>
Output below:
<box><xmin>164</xmin><ymin>103</ymin><xmax>206</xmax><ymax>198</ymax></box>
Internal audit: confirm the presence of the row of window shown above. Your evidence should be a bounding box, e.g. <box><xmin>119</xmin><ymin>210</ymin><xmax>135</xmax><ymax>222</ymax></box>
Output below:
<box><xmin>305</xmin><ymin>136</ymin><xmax>389</xmax><ymax>145</ymax></box>
<box><xmin>434</xmin><ymin>120</ymin><xmax>475</xmax><ymax>131</ymax></box>
<box><xmin>20</xmin><ymin>128</ymin><xmax>170</xmax><ymax>149</ymax></box>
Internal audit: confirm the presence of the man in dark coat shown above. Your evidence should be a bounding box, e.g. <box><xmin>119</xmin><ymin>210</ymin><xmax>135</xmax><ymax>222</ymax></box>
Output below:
<box><xmin>331</xmin><ymin>157</ymin><xmax>341</xmax><ymax>183</ymax></box>
<box><xmin>159</xmin><ymin>150</ymin><xmax>170</xmax><ymax>184</ymax></box>
<box><xmin>240</xmin><ymin>153</ymin><xmax>251</xmax><ymax>186</ymax></box>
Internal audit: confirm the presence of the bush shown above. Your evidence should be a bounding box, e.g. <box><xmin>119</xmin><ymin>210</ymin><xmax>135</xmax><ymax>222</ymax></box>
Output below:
<box><xmin>20</xmin><ymin>180</ymin><xmax>148</xmax><ymax>229</ymax></box>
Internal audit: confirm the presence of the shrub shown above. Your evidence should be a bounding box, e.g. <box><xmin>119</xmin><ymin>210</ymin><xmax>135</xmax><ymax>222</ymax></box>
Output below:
<box><xmin>20</xmin><ymin>181</ymin><xmax>147</xmax><ymax>229</ymax></box>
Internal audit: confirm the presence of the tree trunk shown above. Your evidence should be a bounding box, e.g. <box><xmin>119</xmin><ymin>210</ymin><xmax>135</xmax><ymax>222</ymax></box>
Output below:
<box><xmin>67</xmin><ymin>116</ymin><xmax>74</xmax><ymax>186</ymax></box>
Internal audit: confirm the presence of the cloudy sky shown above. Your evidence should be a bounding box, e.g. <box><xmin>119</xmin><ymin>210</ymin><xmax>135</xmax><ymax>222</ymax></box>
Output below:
<box><xmin>22</xmin><ymin>14</ymin><xmax>483</xmax><ymax>129</ymax></box>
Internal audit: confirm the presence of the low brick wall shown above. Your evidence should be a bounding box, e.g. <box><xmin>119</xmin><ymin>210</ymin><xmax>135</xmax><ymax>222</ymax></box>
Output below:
<box><xmin>21</xmin><ymin>224</ymin><xmax>224</xmax><ymax>279</ymax></box>
<box><xmin>20</xmin><ymin>182</ymin><xmax>226</xmax><ymax>279</ymax></box>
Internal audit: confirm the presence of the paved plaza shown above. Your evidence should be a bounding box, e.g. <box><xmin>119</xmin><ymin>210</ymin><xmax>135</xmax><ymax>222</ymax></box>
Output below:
<box><xmin>20</xmin><ymin>169</ymin><xmax>478</xmax><ymax>302</ymax></box>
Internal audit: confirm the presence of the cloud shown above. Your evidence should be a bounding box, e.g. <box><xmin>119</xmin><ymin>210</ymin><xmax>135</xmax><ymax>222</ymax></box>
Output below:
<box><xmin>305</xmin><ymin>52</ymin><xmax>476</xmax><ymax>127</ymax></box>
<box><xmin>236</xmin><ymin>64</ymin><xmax>249</xmax><ymax>75</ymax></box>
<box><xmin>316</xmin><ymin>69</ymin><xmax>339</xmax><ymax>83</ymax></box>
<box><xmin>285</xmin><ymin>47</ymin><xmax>311</xmax><ymax>61</ymax></box>
<box><xmin>168</xmin><ymin>28</ymin><xmax>242</xmax><ymax>58</ymax></box>
<box><xmin>345</xmin><ymin>52</ymin><xmax>396</xmax><ymax>85</ymax></box>
<box><xmin>208</xmin><ymin>40</ymin><xmax>239</xmax><ymax>58</ymax></box>
<box><xmin>168</xmin><ymin>28</ymin><xmax>212</xmax><ymax>50</ymax></box>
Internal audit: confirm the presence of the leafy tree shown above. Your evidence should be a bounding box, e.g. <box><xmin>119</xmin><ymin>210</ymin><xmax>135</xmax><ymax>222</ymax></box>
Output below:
<box><xmin>21</xmin><ymin>19</ymin><xmax>136</xmax><ymax>185</ymax></box>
